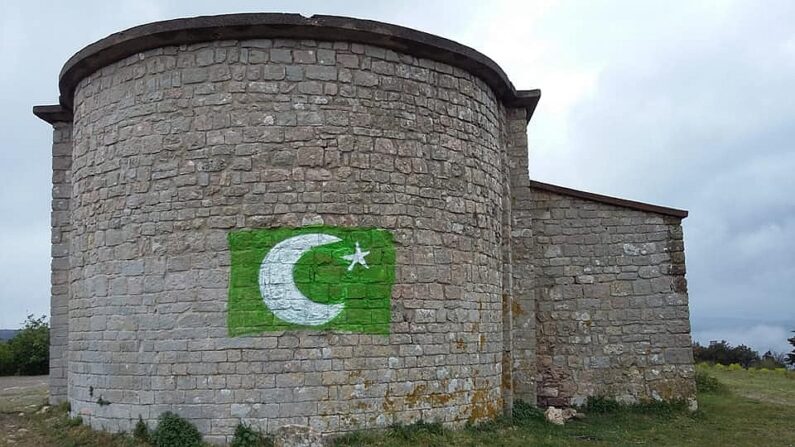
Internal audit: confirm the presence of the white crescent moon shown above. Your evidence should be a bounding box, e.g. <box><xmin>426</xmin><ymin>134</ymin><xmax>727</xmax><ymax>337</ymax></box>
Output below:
<box><xmin>258</xmin><ymin>233</ymin><xmax>345</xmax><ymax>326</ymax></box>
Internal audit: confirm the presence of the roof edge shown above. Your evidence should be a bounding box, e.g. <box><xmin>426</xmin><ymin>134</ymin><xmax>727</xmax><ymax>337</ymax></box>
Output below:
<box><xmin>55</xmin><ymin>13</ymin><xmax>540</xmax><ymax>116</ymax></box>
<box><xmin>32</xmin><ymin>105</ymin><xmax>73</xmax><ymax>124</ymax></box>
<box><xmin>529</xmin><ymin>180</ymin><xmax>689</xmax><ymax>219</ymax></box>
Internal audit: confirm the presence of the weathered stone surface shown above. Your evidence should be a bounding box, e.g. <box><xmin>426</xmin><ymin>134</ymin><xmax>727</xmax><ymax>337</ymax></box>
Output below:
<box><xmin>36</xmin><ymin>14</ymin><xmax>694</xmax><ymax>444</ymax></box>
<box><xmin>273</xmin><ymin>425</ymin><xmax>324</xmax><ymax>447</ymax></box>
<box><xmin>529</xmin><ymin>188</ymin><xmax>696</xmax><ymax>407</ymax></box>
<box><xmin>55</xmin><ymin>37</ymin><xmax>508</xmax><ymax>439</ymax></box>
<box><xmin>544</xmin><ymin>406</ymin><xmax>580</xmax><ymax>425</ymax></box>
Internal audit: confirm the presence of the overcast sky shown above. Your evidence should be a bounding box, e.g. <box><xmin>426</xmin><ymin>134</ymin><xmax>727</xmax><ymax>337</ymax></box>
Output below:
<box><xmin>1</xmin><ymin>1</ymin><xmax>792</xmax><ymax>353</ymax></box>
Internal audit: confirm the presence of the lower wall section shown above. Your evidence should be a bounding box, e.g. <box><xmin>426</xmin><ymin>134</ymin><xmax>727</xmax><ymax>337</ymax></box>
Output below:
<box><xmin>529</xmin><ymin>187</ymin><xmax>695</xmax><ymax>407</ymax></box>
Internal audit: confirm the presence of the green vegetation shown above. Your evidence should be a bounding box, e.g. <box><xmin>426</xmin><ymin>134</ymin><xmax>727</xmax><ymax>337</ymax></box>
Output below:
<box><xmin>151</xmin><ymin>412</ymin><xmax>203</xmax><ymax>447</ymax></box>
<box><xmin>695</xmin><ymin>368</ymin><xmax>724</xmax><ymax>393</ymax></box>
<box><xmin>1</xmin><ymin>364</ymin><xmax>793</xmax><ymax>446</ymax></box>
<box><xmin>693</xmin><ymin>339</ymin><xmax>788</xmax><ymax>369</ymax></box>
<box><xmin>700</xmin><ymin>362</ymin><xmax>795</xmax><ymax>407</ymax></box>
<box><xmin>333</xmin><ymin>364</ymin><xmax>793</xmax><ymax>447</ymax></box>
<box><xmin>230</xmin><ymin>422</ymin><xmax>273</xmax><ymax>447</ymax></box>
<box><xmin>133</xmin><ymin>416</ymin><xmax>151</xmax><ymax>443</ymax></box>
<box><xmin>0</xmin><ymin>315</ymin><xmax>49</xmax><ymax>376</ymax></box>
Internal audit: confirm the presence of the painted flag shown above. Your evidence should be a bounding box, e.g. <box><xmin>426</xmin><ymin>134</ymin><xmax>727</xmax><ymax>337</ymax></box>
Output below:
<box><xmin>227</xmin><ymin>226</ymin><xmax>395</xmax><ymax>335</ymax></box>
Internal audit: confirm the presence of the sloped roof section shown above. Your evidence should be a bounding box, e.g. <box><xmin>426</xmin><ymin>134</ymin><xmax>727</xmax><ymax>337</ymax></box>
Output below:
<box><xmin>529</xmin><ymin>180</ymin><xmax>688</xmax><ymax>219</ymax></box>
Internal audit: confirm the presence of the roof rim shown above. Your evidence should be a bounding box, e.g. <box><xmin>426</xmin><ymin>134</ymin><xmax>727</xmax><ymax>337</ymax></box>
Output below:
<box><xmin>529</xmin><ymin>180</ymin><xmax>689</xmax><ymax>219</ymax></box>
<box><xmin>51</xmin><ymin>13</ymin><xmax>540</xmax><ymax>119</ymax></box>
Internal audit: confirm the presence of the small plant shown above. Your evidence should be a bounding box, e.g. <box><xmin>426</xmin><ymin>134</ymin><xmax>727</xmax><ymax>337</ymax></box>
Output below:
<box><xmin>387</xmin><ymin>420</ymin><xmax>446</xmax><ymax>441</ymax></box>
<box><xmin>231</xmin><ymin>422</ymin><xmax>272</xmax><ymax>447</ymax></box>
<box><xmin>133</xmin><ymin>415</ymin><xmax>151</xmax><ymax>443</ymax></box>
<box><xmin>512</xmin><ymin>399</ymin><xmax>544</xmax><ymax>423</ymax></box>
<box><xmin>582</xmin><ymin>396</ymin><xmax>621</xmax><ymax>414</ymax></box>
<box><xmin>152</xmin><ymin>411</ymin><xmax>202</xmax><ymax>447</ymax></box>
<box><xmin>56</xmin><ymin>401</ymin><xmax>71</xmax><ymax>413</ymax></box>
<box><xmin>65</xmin><ymin>415</ymin><xmax>83</xmax><ymax>427</ymax></box>
<box><xmin>696</xmin><ymin>369</ymin><xmax>724</xmax><ymax>393</ymax></box>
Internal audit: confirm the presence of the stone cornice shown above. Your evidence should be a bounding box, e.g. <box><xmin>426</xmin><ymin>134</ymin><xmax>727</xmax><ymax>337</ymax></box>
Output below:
<box><xmin>43</xmin><ymin>13</ymin><xmax>540</xmax><ymax>122</ymax></box>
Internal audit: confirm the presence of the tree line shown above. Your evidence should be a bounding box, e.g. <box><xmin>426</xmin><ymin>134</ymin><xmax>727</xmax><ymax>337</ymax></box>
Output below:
<box><xmin>693</xmin><ymin>333</ymin><xmax>795</xmax><ymax>369</ymax></box>
<box><xmin>0</xmin><ymin>315</ymin><xmax>49</xmax><ymax>376</ymax></box>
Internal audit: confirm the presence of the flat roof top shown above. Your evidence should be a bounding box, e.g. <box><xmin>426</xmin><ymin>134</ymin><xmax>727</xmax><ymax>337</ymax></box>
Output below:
<box><xmin>35</xmin><ymin>13</ymin><xmax>539</xmax><ymax>122</ymax></box>
<box><xmin>529</xmin><ymin>180</ymin><xmax>689</xmax><ymax>219</ymax></box>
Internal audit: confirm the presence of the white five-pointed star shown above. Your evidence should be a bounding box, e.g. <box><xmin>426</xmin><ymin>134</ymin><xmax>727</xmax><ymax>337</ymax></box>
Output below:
<box><xmin>342</xmin><ymin>241</ymin><xmax>370</xmax><ymax>271</ymax></box>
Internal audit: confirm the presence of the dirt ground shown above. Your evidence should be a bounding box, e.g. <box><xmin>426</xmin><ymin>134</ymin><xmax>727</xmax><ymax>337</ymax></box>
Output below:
<box><xmin>0</xmin><ymin>376</ymin><xmax>47</xmax><ymax>414</ymax></box>
<box><xmin>0</xmin><ymin>375</ymin><xmax>49</xmax><ymax>446</ymax></box>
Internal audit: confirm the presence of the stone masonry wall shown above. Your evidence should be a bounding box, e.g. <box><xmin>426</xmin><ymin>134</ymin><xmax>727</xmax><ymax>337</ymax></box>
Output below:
<box><xmin>530</xmin><ymin>188</ymin><xmax>695</xmax><ymax>407</ymax></box>
<box><xmin>67</xmin><ymin>38</ymin><xmax>509</xmax><ymax>442</ymax></box>
<box><xmin>50</xmin><ymin>122</ymin><xmax>72</xmax><ymax>404</ymax></box>
<box><xmin>506</xmin><ymin>110</ymin><xmax>536</xmax><ymax>405</ymax></box>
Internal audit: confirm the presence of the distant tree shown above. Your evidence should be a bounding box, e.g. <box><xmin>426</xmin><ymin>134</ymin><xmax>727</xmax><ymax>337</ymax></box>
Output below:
<box><xmin>692</xmin><ymin>340</ymin><xmax>760</xmax><ymax>368</ymax></box>
<box><xmin>755</xmin><ymin>350</ymin><xmax>787</xmax><ymax>369</ymax></box>
<box><xmin>7</xmin><ymin>315</ymin><xmax>49</xmax><ymax>375</ymax></box>
<box><xmin>0</xmin><ymin>341</ymin><xmax>14</xmax><ymax>375</ymax></box>
<box><xmin>787</xmin><ymin>331</ymin><xmax>795</xmax><ymax>367</ymax></box>
<box><xmin>732</xmin><ymin>344</ymin><xmax>759</xmax><ymax>368</ymax></box>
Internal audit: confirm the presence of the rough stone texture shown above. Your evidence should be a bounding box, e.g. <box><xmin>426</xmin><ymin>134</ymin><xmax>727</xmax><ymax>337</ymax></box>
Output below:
<box><xmin>530</xmin><ymin>187</ymin><xmax>696</xmax><ymax>407</ymax></box>
<box><xmin>543</xmin><ymin>406</ymin><xmax>578</xmax><ymax>425</ymax></box>
<box><xmin>506</xmin><ymin>109</ymin><xmax>536</xmax><ymax>406</ymax></box>
<box><xmin>50</xmin><ymin>122</ymin><xmax>72</xmax><ymax>404</ymax></box>
<box><xmin>273</xmin><ymin>424</ymin><xmax>324</xmax><ymax>447</ymax></box>
<box><xmin>65</xmin><ymin>39</ymin><xmax>508</xmax><ymax>442</ymax></box>
<box><xmin>35</xmin><ymin>15</ymin><xmax>697</xmax><ymax>445</ymax></box>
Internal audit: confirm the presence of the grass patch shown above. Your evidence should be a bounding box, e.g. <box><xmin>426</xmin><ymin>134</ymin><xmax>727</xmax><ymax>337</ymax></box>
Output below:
<box><xmin>330</xmin><ymin>366</ymin><xmax>794</xmax><ymax>446</ymax></box>
<box><xmin>230</xmin><ymin>422</ymin><xmax>273</xmax><ymax>447</ymax></box>
<box><xmin>1</xmin><ymin>366</ymin><xmax>793</xmax><ymax>446</ymax></box>
<box><xmin>581</xmin><ymin>395</ymin><xmax>688</xmax><ymax>417</ymax></box>
<box><xmin>696</xmin><ymin>368</ymin><xmax>726</xmax><ymax>393</ymax></box>
<box><xmin>699</xmin><ymin>362</ymin><xmax>795</xmax><ymax>406</ymax></box>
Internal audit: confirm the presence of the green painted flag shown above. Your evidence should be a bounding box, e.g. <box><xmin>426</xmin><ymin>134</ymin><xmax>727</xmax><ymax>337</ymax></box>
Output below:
<box><xmin>227</xmin><ymin>226</ymin><xmax>395</xmax><ymax>335</ymax></box>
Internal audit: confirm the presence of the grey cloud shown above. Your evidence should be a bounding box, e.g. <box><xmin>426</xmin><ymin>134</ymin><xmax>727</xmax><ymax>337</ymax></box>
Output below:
<box><xmin>0</xmin><ymin>1</ymin><xmax>792</xmax><ymax>342</ymax></box>
<box><xmin>528</xmin><ymin>2</ymin><xmax>795</xmax><ymax>338</ymax></box>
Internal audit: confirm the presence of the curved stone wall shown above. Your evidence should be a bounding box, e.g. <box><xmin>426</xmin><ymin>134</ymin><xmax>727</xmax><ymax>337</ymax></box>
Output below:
<box><xmin>67</xmin><ymin>37</ymin><xmax>509</xmax><ymax>439</ymax></box>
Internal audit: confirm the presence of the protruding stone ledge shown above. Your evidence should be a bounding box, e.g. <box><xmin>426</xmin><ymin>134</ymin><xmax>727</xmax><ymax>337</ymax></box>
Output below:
<box><xmin>33</xmin><ymin>104</ymin><xmax>73</xmax><ymax>124</ymax></box>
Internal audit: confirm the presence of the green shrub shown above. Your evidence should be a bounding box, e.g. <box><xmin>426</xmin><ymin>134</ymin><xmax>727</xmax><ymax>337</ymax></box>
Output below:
<box><xmin>727</xmin><ymin>363</ymin><xmax>742</xmax><ymax>371</ymax></box>
<box><xmin>753</xmin><ymin>352</ymin><xmax>787</xmax><ymax>370</ymax></box>
<box><xmin>696</xmin><ymin>369</ymin><xmax>723</xmax><ymax>393</ymax></box>
<box><xmin>693</xmin><ymin>340</ymin><xmax>760</xmax><ymax>368</ymax></box>
<box><xmin>152</xmin><ymin>411</ymin><xmax>202</xmax><ymax>447</ymax></box>
<box><xmin>582</xmin><ymin>396</ymin><xmax>621</xmax><ymax>414</ymax></box>
<box><xmin>0</xmin><ymin>342</ymin><xmax>14</xmax><ymax>375</ymax></box>
<box><xmin>133</xmin><ymin>415</ymin><xmax>151</xmax><ymax>443</ymax></box>
<box><xmin>231</xmin><ymin>422</ymin><xmax>272</xmax><ymax>447</ymax></box>
<box><xmin>66</xmin><ymin>415</ymin><xmax>83</xmax><ymax>427</ymax></box>
<box><xmin>512</xmin><ymin>399</ymin><xmax>544</xmax><ymax>423</ymax></box>
<box><xmin>6</xmin><ymin>315</ymin><xmax>49</xmax><ymax>375</ymax></box>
